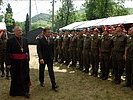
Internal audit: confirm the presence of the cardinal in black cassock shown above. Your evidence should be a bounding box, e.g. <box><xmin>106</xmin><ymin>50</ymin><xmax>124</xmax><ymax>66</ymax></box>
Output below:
<box><xmin>6</xmin><ymin>26</ymin><xmax>30</xmax><ymax>98</ymax></box>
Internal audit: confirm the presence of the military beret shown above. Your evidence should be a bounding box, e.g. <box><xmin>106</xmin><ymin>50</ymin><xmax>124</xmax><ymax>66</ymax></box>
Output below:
<box><xmin>93</xmin><ymin>28</ymin><xmax>100</xmax><ymax>32</ymax></box>
<box><xmin>117</xmin><ymin>24</ymin><xmax>124</xmax><ymax>28</ymax></box>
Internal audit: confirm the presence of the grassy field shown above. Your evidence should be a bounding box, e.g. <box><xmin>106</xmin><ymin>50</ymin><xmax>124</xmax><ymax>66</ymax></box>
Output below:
<box><xmin>0</xmin><ymin>45</ymin><xmax>133</xmax><ymax>100</ymax></box>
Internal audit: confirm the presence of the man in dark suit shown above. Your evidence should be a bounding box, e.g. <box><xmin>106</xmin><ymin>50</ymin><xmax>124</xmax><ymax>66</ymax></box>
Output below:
<box><xmin>37</xmin><ymin>28</ymin><xmax>58</xmax><ymax>91</ymax></box>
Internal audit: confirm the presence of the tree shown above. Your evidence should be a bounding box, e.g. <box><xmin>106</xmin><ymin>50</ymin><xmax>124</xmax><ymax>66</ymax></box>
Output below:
<box><xmin>84</xmin><ymin>0</ymin><xmax>129</xmax><ymax>20</ymax></box>
<box><xmin>84</xmin><ymin>0</ymin><xmax>98</xmax><ymax>20</ymax></box>
<box><xmin>0</xmin><ymin>0</ymin><xmax>2</xmax><ymax>5</ymax></box>
<box><xmin>54</xmin><ymin>0</ymin><xmax>76</xmax><ymax>32</ymax></box>
<box><xmin>4</xmin><ymin>3</ymin><xmax>15</xmax><ymax>32</ymax></box>
<box><xmin>25</xmin><ymin>13</ymin><xmax>29</xmax><ymax>34</ymax></box>
<box><xmin>108</xmin><ymin>1</ymin><xmax>129</xmax><ymax>16</ymax></box>
<box><xmin>74</xmin><ymin>11</ymin><xmax>86</xmax><ymax>22</ymax></box>
<box><xmin>0</xmin><ymin>15</ymin><xmax>3</xmax><ymax>22</ymax></box>
<box><xmin>0</xmin><ymin>1</ymin><xmax>5</xmax><ymax>22</ymax></box>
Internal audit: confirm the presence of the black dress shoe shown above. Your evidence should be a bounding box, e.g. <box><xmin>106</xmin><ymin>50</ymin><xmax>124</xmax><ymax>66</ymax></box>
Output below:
<box><xmin>90</xmin><ymin>73</ymin><xmax>94</xmax><ymax>76</ymax></box>
<box><xmin>69</xmin><ymin>64</ymin><xmax>73</xmax><ymax>67</ymax></box>
<box><xmin>25</xmin><ymin>93</ymin><xmax>30</xmax><ymax>98</ymax></box>
<box><xmin>52</xmin><ymin>85</ymin><xmax>59</xmax><ymax>92</ymax></box>
<box><xmin>6</xmin><ymin>75</ymin><xmax>10</xmax><ymax>80</ymax></box>
<box><xmin>65</xmin><ymin>62</ymin><xmax>69</xmax><ymax>66</ymax></box>
<box><xmin>52</xmin><ymin>87</ymin><xmax>59</xmax><ymax>92</ymax></box>
<box><xmin>83</xmin><ymin>70</ymin><xmax>89</xmax><ymax>73</ymax></box>
<box><xmin>93</xmin><ymin>74</ymin><xmax>98</xmax><ymax>77</ymax></box>
<box><xmin>1</xmin><ymin>73</ymin><xmax>5</xmax><ymax>77</ymax></box>
<box><xmin>40</xmin><ymin>83</ymin><xmax>45</xmax><ymax>87</ymax></box>
<box><xmin>78</xmin><ymin>67</ymin><xmax>83</xmax><ymax>71</ymax></box>
<box><xmin>102</xmin><ymin>77</ymin><xmax>108</xmax><ymax>80</ymax></box>
<box><xmin>115</xmin><ymin>80</ymin><xmax>121</xmax><ymax>85</ymax></box>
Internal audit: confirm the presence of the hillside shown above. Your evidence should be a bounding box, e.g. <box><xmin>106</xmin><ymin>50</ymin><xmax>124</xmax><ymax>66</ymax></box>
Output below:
<box><xmin>31</xmin><ymin>8</ymin><xmax>133</xmax><ymax>23</ymax></box>
<box><xmin>31</xmin><ymin>13</ymin><xmax>52</xmax><ymax>23</ymax></box>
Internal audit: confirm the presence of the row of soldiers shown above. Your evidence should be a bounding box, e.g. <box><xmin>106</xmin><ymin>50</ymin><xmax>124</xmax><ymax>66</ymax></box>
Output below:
<box><xmin>53</xmin><ymin>24</ymin><xmax>133</xmax><ymax>89</ymax></box>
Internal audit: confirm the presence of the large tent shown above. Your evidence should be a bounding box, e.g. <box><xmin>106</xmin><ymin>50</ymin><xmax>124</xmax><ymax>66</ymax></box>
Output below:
<box><xmin>74</xmin><ymin>18</ymin><xmax>106</xmax><ymax>29</ymax></box>
<box><xmin>59</xmin><ymin>14</ymin><xmax>133</xmax><ymax>31</ymax></box>
<box><xmin>95</xmin><ymin>14</ymin><xmax>133</xmax><ymax>26</ymax></box>
<box><xmin>122</xmin><ymin>15</ymin><xmax>133</xmax><ymax>24</ymax></box>
<box><xmin>59</xmin><ymin>21</ymin><xmax>85</xmax><ymax>31</ymax></box>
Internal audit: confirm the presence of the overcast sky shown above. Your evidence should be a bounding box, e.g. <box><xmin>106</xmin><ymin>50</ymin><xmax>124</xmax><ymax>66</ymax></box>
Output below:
<box><xmin>0</xmin><ymin>0</ymin><xmax>133</xmax><ymax>22</ymax></box>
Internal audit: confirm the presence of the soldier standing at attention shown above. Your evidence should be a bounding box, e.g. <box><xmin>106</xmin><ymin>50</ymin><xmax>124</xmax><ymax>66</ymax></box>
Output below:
<box><xmin>69</xmin><ymin>31</ymin><xmax>74</xmax><ymax>67</ymax></box>
<box><xmin>57</xmin><ymin>33</ymin><xmax>63</xmax><ymax>63</ymax></box>
<box><xmin>124</xmin><ymin>27</ymin><xmax>133</xmax><ymax>89</ymax></box>
<box><xmin>83</xmin><ymin>30</ymin><xmax>91</xmax><ymax>73</ymax></box>
<box><xmin>62</xmin><ymin>31</ymin><xmax>70</xmax><ymax>66</ymax></box>
<box><xmin>0</xmin><ymin>29</ymin><xmax>10</xmax><ymax>79</ymax></box>
<box><xmin>109</xmin><ymin>26</ymin><xmax>116</xmax><ymax>76</ymax></box>
<box><xmin>53</xmin><ymin>33</ymin><xmax>58</xmax><ymax>62</ymax></box>
<box><xmin>100</xmin><ymin>27</ymin><xmax>113</xmax><ymax>80</ymax></box>
<box><xmin>69</xmin><ymin>31</ymin><xmax>77</xmax><ymax>67</ymax></box>
<box><xmin>90</xmin><ymin>28</ymin><xmax>101</xmax><ymax>77</ymax></box>
<box><xmin>0</xmin><ymin>30</ymin><xmax>6</xmax><ymax>77</ymax></box>
<box><xmin>112</xmin><ymin>25</ymin><xmax>127</xmax><ymax>84</ymax></box>
<box><xmin>77</xmin><ymin>30</ymin><xmax>84</xmax><ymax>70</ymax></box>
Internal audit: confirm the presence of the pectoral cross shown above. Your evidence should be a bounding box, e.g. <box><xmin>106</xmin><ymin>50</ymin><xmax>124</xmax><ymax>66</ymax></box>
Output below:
<box><xmin>21</xmin><ymin>48</ymin><xmax>24</xmax><ymax>52</ymax></box>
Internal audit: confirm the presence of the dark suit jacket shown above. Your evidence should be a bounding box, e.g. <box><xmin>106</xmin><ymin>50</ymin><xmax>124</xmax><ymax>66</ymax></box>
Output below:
<box><xmin>37</xmin><ymin>35</ymin><xmax>54</xmax><ymax>63</ymax></box>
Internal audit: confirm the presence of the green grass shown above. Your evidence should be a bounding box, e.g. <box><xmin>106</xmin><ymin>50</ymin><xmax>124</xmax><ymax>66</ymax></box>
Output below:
<box><xmin>1</xmin><ymin>45</ymin><xmax>133</xmax><ymax>100</ymax></box>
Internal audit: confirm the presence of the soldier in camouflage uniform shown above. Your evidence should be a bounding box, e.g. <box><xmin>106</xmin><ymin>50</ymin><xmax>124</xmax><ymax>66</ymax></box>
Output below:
<box><xmin>77</xmin><ymin>31</ymin><xmax>84</xmax><ymax>70</ymax></box>
<box><xmin>0</xmin><ymin>30</ymin><xmax>9</xmax><ymax>78</ymax></box>
<box><xmin>124</xmin><ymin>27</ymin><xmax>133</xmax><ymax>89</ymax></box>
<box><xmin>53</xmin><ymin>34</ymin><xmax>58</xmax><ymax>62</ymax></box>
<box><xmin>62</xmin><ymin>31</ymin><xmax>70</xmax><ymax>65</ymax></box>
<box><xmin>109</xmin><ymin>26</ymin><xmax>117</xmax><ymax>76</ymax></box>
<box><xmin>57</xmin><ymin>33</ymin><xmax>63</xmax><ymax>63</ymax></box>
<box><xmin>112</xmin><ymin>25</ymin><xmax>127</xmax><ymax>84</ymax></box>
<box><xmin>100</xmin><ymin>28</ymin><xmax>113</xmax><ymax>80</ymax></box>
<box><xmin>68</xmin><ymin>31</ymin><xmax>73</xmax><ymax>67</ymax></box>
<box><xmin>90</xmin><ymin>28</ymin><xmax>101</xmax><ymax>77</ymax></box>
<box><xmin>69</xmin><ymin>31</ymin><xmax>77</xmax><ymax>67</ymax></box>
<box><xmin>83</xmin><ymin>30</ymin><xmax>91</xmax><ymax>73</ymax></box>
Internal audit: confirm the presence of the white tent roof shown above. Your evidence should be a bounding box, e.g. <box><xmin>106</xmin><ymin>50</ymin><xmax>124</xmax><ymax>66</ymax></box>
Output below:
<box><xmin>59</xmin><ymin>21</ymin><xmax>85</xmax><ymax>31</ymax></box>
<box><xmin>0</xmin><ymin>22</ymin><xmax>6</xmax><ymax>30</ymax></box>
<box><xmin>59</xmin><ymin>14</ymin><xmax>133</xmax><ymax>30</ymax></box>
<box><xmin>96</xmin><ymin>14</ymin><xmax>133</xmax><ymax>26</ymax></box>
<box><xmin>123</xmin><ymin>15</ymin><xmax>133</xmax><ymax>24</ymax></box>
<box><xmin>74</xmin><ymin>18</ymin><xmax>106</xmax><ymax>29</ymax></box>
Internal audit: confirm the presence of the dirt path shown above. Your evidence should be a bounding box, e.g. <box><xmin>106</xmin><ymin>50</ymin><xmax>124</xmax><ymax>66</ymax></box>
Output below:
<box><xmin>0</xmin><ymin>45</ymin><xmax>133</xmax><ymax>100</ymax></box>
